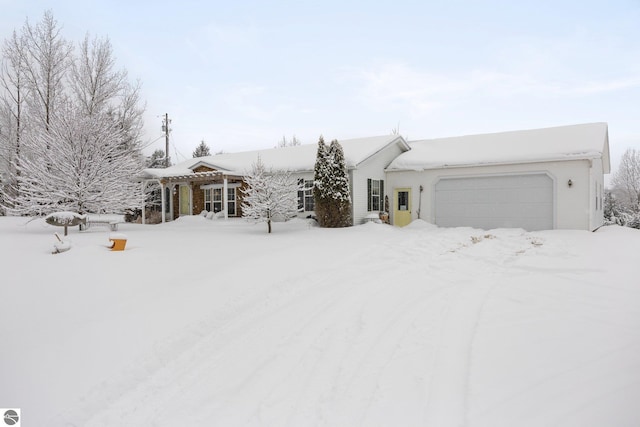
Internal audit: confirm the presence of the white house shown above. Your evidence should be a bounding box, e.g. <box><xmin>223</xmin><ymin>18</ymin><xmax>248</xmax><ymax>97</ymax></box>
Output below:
<box><xmin>385</xmin><ymin>122</ymin><xmax>610</xmax><ymax>231</ymax></box>
<box><xmin>139</xmin><ymin>122</ymin><xmax>610</xmax><ymax>231</ymax></box>
<box><xmin>139</xmin><ymin>135</ymin><xmax>410</xmax><ymax>225</ymax></box>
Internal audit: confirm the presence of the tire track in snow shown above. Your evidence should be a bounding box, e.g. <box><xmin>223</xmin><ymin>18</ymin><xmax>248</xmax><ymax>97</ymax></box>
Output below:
<box><xmin>83</xmin><ymin>227</ymin><xmax>544</xmax><ymax>426</ymax></box>
<box><xmin>420</xmin><ymin>232</ymin><xmax>542</xmax><ymax>427</ymax></box>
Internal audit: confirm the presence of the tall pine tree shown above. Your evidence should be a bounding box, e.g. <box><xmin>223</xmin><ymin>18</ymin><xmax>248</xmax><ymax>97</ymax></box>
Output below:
<box><xmin>328</xmin><ymin>139</ymin><xmax>352</xmax><ymax>227</ymax></box>
<box><xmin>192</xmin><ymin>140</ymin><xmax>211</xmax><ymax>158</ymax></box>
<box><xmin>313</xmin><ymin>136</ymin><xmax>330</xmax><ymax>226</ymax></box>
<box><xmin>313</xmin><ymin>136</ymin><xmax>352</xmax><ymax>227</ymax></box>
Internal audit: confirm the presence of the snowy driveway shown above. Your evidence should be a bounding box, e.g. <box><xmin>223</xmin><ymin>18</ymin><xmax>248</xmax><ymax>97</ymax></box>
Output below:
<box><xmin>1</xmin><ymin>217</ymin><xmax>639</xmax><ymax>426</ymax></box>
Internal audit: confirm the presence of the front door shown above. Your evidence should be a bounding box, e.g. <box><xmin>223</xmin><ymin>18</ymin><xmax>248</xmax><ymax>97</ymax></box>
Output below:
<box><xmin>179</xmin><ymin>185</ymin><xmax>191</xmax><ymax>215</ymax></box>
<box><xmin>394</xmin><ymin>188</ymin><xmax>412</xmax><ymax>227</ymax></box>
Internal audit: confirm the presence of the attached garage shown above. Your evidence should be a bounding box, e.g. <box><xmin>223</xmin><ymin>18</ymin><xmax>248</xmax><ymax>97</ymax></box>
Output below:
<box><xmin>385</xmin><ymin>123</ymin><xmax>611</xmax><ymax>231</ymax></box>
<box><xmin>434</xmin><ymin>174</ymin><xmax>554</xmax><ymax>231</ymax></box>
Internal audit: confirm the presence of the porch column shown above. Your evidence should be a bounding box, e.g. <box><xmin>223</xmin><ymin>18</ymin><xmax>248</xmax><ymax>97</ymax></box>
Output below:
<box><xmin>170</xmin><ymin>184</ymin><xmax>175</xmax><ymax>221</ymax></box>
<box><xmin>223</xmin><ymin>177</ymin><xmax>228</xmax><ymax>220</ymax></box>
<box><xmin>160</xmin><ymin>181</ymin><xmax>166</xmax><ymax>223</ymax></box>
<box><xmin>141</xmin><ymin>181</ymin><xmax>146</xmax><ymax>225</ymax></box>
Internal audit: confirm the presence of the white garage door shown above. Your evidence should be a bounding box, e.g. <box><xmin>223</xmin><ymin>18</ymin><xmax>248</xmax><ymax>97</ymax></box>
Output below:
<box><xmin>435</xmin><ymin>174</ymin><xmax>554</xmax><ymax>231</ymax></box>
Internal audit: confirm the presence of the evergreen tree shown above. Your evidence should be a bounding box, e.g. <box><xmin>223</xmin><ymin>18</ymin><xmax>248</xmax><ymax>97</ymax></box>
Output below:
<box><xmin>313</xmin><ymin>136</ymin><xmax>352</xmax><ymax>227</ymax></box>
<box><xmin>146</xmin><ymin>149</ymin><xmax>169</xmax><ymax>168</ymax></box>
<box><xmin>192</xmin><ymin>139</ymin><xmax>211</xmax><ymax>158</ymax></box>
<box><xmin>328</xmin><ymin>139</ymin><xmax>352</xmax><ymax>227</ymax></box>
<box><xmin>604</xmin><ymin>190</ymin><xmax>621</xmax><ymax>224</ymax></box>
<box><xmin>313</xmin><ymin>136</ymin><xmax>330</xmax><ymax>226</ymax></box>
<box><xmin>241</xmin><ymin>156</ymin><xmax>300</xmax><ymax>233</ymax></box>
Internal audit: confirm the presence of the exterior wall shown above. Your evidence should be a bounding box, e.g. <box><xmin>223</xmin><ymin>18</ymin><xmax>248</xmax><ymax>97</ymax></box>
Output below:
<box><xmin>351</xmin><ymin>143</ymin><xmax>406</xmax><ymax>225</ymax></box>
<box><xmin>236</xmin><ymin>181</ymin><xmax>247</xmax><ymax>217</ymax></box>
<box><xmin>193</xmin><ymin>184</ymin><xmax>205</xmax><ymax>214</ymax></box>
<box><xmin>589</xmin><ymin>158</ymin><xmax>605</xmax><ymax>230</ymax></box>
<box><xmin>386</xmin><ymin>159</ymin><xmax>594</xmax><ymax>230</ymax></box>
<box><xmin>193</xmin><ymin>165</ymin><xmax>215</xmax><ymax>173</ymax></box>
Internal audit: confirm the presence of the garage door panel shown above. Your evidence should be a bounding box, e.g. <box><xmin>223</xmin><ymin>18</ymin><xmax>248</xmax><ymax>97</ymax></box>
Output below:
<box><xmin>435</xmin><ymin>174</ymin><xmax>553</xmax><ymax>231</ymax></box>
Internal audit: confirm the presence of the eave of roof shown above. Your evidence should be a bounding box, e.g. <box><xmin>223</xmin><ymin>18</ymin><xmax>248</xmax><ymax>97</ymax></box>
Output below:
<box><xmin>386</xmin><ymin>122</ymin><xmax>610</xmax><ymax>172</ymax></box>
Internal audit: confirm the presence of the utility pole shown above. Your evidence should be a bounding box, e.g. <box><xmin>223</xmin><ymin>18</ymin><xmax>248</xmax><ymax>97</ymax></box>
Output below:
<box><xmin>162</xmin><ymin>113</ymin><xmax>171</xmax><ymax>167</ymax></box>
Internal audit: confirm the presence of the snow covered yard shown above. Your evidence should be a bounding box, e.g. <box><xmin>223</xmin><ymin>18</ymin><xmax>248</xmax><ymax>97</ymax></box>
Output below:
<box><xmin>1</xmin><ymin>216</ymin><xmax>639</xmax><ymax>426</ymax></box>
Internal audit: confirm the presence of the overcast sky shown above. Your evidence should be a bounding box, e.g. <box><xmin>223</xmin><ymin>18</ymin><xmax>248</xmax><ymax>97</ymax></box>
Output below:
<box><xmin>2</xmin><ymin>0</ymin><xmax>639</xmax><ymax>169</ymax></box>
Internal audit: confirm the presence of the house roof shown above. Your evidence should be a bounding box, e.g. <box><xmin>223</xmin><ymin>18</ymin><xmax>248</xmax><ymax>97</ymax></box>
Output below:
<box><xmin>141</xmin><ymin>135</ymin><xmax>410</xmax><ymax>179</ymax></box>
<box><xmin>386</xmin><ymin>122</ymin><xmax>610</xmax><ymax>173</ymax></box>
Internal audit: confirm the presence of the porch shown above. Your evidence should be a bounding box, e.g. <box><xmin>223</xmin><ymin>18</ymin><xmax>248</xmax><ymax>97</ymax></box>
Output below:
<box><xmin>140</xmin><ymin>169</ymin><xmax>246</xmax><ymax>224</ymax></box>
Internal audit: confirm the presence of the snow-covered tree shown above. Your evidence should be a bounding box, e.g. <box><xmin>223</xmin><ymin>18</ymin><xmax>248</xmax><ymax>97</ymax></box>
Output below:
<box><xmin>0</xmin><ymin>11</ymin><xmax>146</xmax><ymax>216</ymax></box>
<box><xmin>612</xmin><ymin>148</ymin><xmax>640</xmax><ymax>213</ymax></box>
<box><xmin>7</xmin><ymin>100</ymin><xmax>143</xmax><ymax>215</ymax></box>
<box><xmin>147</xmin><ymin>149</ymin><xmax>168</xmax><ymax>168</ymax></box>
<box><xmin>241</xmin><ymin>156</ymin><xmax>300</xmax><ymax>233</ymax></box>
<box><xmin>328</xmin><ymin>139</ymin><xmax>352</xmax><ymax>227</ymax></box>
<box><xmin>313</xmin><ymin>136</ymin><xmax>330</xmax><ymax>225</ymax></box>
<box><xmin>604</xmin><ymin>189</ymin><xmax>623</xmax><ymax>225</ymax></box>
<box><xmin>192</xmin><ymin>139</ymin><xmax>211</xmax><ymax>158</ymax></box>
<box><xmin>313</xmin><ymin>137</ymin><xmax>352</xmax><ymax>227</ymax></box>
<box><xmin>276</xmin><ymin>134</ymin><xmax>301</xmax><ymax>148</ymax></box>
<box><xmin>22</xmin><ymin>10</ymin><xmax>72</xmax><ymax>132</ymax></box>
<box><xmin>0</xmin><ymin>30</ymin><xmax>29</xmax><ymax>210</ymax></box>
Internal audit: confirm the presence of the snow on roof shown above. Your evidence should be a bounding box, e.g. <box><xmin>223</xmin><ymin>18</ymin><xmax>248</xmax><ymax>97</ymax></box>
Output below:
<box><xmin>387</xmin><ymin>123</ymin><xmax>610</xmax><ymax>173</ymax></box>
<box><xmin>142</xmin><ymin>135</ymin><xmax>408</xmax><ymax>179</ymax></box>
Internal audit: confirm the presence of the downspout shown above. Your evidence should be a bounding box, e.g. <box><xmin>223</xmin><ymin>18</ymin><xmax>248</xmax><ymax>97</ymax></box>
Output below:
<box><xmin>417</xmin><ymin>185</ymin><xmax>424</xmax><ymax>219</ymax></box>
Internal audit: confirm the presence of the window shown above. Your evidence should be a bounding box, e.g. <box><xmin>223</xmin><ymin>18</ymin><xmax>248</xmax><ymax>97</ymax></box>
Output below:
<box><xmin>204</xmin><ymin>188</ymin><xmax>212</xmax><ymax>212</ymax></box>
<box><xmin>367</xmin><ymin>179</ymin><xmax>384</xmax><ymax>211</ymax></box>
<box><xmin>227</xmin><ymin>187</ymin><xmax>236</xmax><ymax>216</ymax></box>
<box><xmin>212</xmin><ymin>188</ymin><xmax>222</xmax><ymax>213</ymax></box>
<box><xmin>203</xmin><ymin>184</ymin><xmax>240</xmax><ymax>215</ymax></box>
<box><xmin>298</xmin><ymin>179</ymin><xmax>315</xmax><ymax>212</ymax></box>
<box><xmin>397</xmin><ymin>190</ymin><xmax>409</xmax><ymax>211</ymax></box>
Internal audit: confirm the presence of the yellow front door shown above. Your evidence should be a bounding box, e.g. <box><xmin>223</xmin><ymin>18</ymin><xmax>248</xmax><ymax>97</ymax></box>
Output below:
<box><xmin>179</xmin><ymin>185</ymin><xmax>190</xmax><ymax>215</ymax></box>
<box><xmin>394</xmin><ymin>188</ymin><xmax>412</xmax><ymax>227</ymax></box>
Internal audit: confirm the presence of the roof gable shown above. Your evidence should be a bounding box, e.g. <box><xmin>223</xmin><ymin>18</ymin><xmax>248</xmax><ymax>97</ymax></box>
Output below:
<box><xmin>387</xmin><ymin>123</ymin><xmax>610</xmax><ymax>172</ymax></box>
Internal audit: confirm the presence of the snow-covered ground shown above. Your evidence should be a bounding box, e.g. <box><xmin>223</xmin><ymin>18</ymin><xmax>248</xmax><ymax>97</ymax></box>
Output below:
<box><xmin>1</xmin><ymin>216</ymin><xmax>639</xmax><ymax>426</ymax></box>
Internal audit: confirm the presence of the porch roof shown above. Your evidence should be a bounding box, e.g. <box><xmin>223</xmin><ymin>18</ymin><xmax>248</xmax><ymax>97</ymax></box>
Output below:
<box><xmin>138</xmin><ymin>169</ymin><xmax>244</xmax><ymax>183</ymax></box>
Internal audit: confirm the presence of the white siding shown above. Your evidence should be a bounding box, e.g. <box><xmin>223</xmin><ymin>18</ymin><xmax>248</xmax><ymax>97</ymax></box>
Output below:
<box><xmin>589</xmin><ymin>158</ymin><xmax>605</xmax><ymax>230</ymax></box>
<box><xmin>351</xmin><ymin>143</ymin><xmax>406</xmax><ymax>225</ymax></box>
<box><xmin>386</xmin><ymin>159</ymin><xmax>594</xmax><ymax>231</ymax></box>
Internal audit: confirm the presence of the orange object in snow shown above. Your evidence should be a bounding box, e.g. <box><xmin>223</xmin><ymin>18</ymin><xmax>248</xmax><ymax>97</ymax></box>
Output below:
<box><xmin>109</xmin><ymin>238</ymin><xmax>127</xmax><ymax>251</ymax></box>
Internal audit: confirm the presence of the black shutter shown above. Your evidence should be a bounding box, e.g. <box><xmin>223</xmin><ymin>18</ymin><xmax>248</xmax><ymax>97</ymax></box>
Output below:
<box><xmin>380</xmin><ymin>180</ymin><xmax>384</xmax><ymax>212</ymax></box>
<box><xmin>367</xmin><ymin>179</ymin><xmax>372</xmax><ymax>211</ymax></box>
